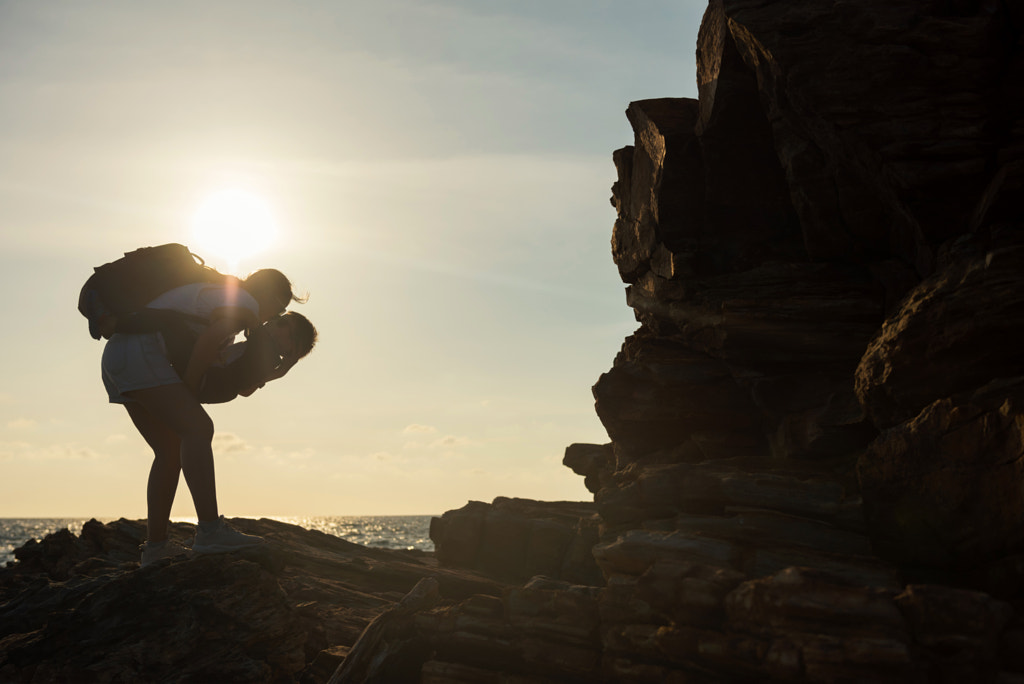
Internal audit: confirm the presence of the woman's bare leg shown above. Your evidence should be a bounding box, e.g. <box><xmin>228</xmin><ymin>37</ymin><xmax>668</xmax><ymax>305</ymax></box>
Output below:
<box><xmin>125</xmin><ymin>402</ymin><xmax>182</xmax><ymax>543</ymax></box>
<box><xmin>123</xmin><ymin>383</ymin><xmax>219</xmax><ymax>531</ymax></box>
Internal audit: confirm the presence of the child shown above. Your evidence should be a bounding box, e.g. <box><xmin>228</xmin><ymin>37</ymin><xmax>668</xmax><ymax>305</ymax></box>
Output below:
<box><xmin>195</xmin><ymin>311</ymin><xmax>318</xmax><ymax>404</ymax></box>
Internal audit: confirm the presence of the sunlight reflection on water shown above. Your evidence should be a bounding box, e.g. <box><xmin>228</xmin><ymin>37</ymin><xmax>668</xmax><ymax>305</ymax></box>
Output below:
<box><xmin>0</xmin><ymin>515</ymin><xmax>435</xmax><ymax>565</ymax></box>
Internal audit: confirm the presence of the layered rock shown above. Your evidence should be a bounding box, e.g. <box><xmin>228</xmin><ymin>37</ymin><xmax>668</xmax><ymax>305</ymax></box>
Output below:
<box><xmin>4</xmin><ymin>1</ymin><xmax>1024</xmax><ymax>681</ymax></box>
<box><xmin>595</xmin><ymin>0</ymin><xmax>1024</xmax><ymax>584</ymax></box>
<box><xmin>0</xmin><ymin>518</ymin><xmax>504</xmax><ymax>683</ymax></box>
<box><xmin>413</xmin><ymin>0</ymin><xmax>1024</xmax><ymax>681</ymax></box>
<box><xmin>428</xmin><ymin>497</ymin><xmax>603</xmax><ymax>586</ymax></box>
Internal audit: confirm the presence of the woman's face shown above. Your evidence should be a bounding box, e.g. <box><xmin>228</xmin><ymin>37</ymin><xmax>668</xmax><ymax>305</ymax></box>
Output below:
<box><xmin>258</xmin><ymin>295</ymin><xmax>289</xmax><ymax>323</ymax></box>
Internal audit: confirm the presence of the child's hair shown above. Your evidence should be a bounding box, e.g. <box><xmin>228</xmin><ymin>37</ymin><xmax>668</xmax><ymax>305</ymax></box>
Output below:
<box><xmin>242</xmin><ymin>269</ymin><xmax>309</xmax><ymax>308</ymax></box>
<box><xmin>283</xmin><ymin>311</ymin><xmax>318</xmax><ymax>358</ymax></box>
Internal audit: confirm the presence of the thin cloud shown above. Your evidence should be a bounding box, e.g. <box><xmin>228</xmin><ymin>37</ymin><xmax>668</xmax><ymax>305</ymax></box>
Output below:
<box><xmin>6</xmin><ymin>418</ymin><xmax>36</xmax><ymax>430</ymax></box>
<box><xmin>429</xmin><ymin>435</ymin><xmax>473</xmax><ymax>449</ymax></box>
<box><xmin>257</xmin><ymin>446</ymin><xmax>316</xmax><ymax>467</ymax></box>
<box><xmin>0</xmin><ymin>441</ymin><xmax>105</xmax><ymax>461</ymax></box>
<box><xmin>213</xmin><ymin>433</ymin><xmax>250</xmax><ymax>454</ymax></box>
<box><xmin>403</xmin><ymin>424</ymin><xmax>438</xmax><ymax>434</ymax></box>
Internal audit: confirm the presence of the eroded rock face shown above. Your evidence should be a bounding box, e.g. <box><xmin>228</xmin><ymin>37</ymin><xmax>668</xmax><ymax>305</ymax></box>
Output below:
<box><xmin>853</xmin><ymin>233</ymin><xmax>1024</xmax><ymax>573</ymax></box>
<box><xmin>709</xmin><ymin>0</ymin><xmax>1013</xmax><ymax>272</ymax></box>
<box><xmin>421</xmin><ymin>0</ymin><xmax>1024</xmax><ymax>681</ymax></box>
<box><xmin>597</xmin><ymin>0</ymin><xmax>1024</xmax><ymax>582</ymax></box>
<box><xmin>857</xmin><ymin>235</ymin><xmax>1024</xmax><ymax>430</ymax></box>
<box><xmin>858</xmin><ymin>376</ymin><xmax>1024</xmax><ymax>570</ymax></box>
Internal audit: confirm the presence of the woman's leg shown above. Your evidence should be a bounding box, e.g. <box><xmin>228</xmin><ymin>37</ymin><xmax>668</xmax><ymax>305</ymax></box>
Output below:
<box><xmin>123</xmin><ymin>383</ymin><xmax>219</xmax><ymax>528</ymax></box>
<box><xmin>125</xmin><ymin>402</ymin><xmax>182</xmax><ymax>543</ymax></box>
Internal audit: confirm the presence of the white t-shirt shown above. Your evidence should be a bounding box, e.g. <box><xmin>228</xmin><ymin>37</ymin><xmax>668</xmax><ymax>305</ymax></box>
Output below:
<box><xmin>146</xmin><ymin>283</ymin><xmax>260</xmax><ymax>364</ymax></box>
<box><xmin>146</xmin><ymin>282</ymin><xmax>260</xmax><ymax>323</ymax></box>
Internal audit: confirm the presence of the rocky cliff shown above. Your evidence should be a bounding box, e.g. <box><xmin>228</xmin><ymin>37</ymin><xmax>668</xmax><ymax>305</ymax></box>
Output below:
<box><xmin>3</xmin><ymin>1</ymin><xmax>1024</xmax><ymax>682</ymax></box>
<box><xmin>419</xmin><ymin>0</ymin><xmax>1024</xmax><ymax>681</ymax></box>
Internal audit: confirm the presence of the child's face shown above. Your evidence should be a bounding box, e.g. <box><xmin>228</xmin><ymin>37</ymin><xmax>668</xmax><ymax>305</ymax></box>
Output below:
<box><xmin>267</xmin><ymin>316</ymin><xmax>297</xmax><ymax>359</ymax></box>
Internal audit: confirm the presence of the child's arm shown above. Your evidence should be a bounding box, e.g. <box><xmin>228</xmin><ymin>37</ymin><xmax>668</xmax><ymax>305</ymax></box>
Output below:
<box><xmin>236</xmin><ymin>353</ymin><xmax>298</xmax><ymax>396</ymax></box>
<box><xmin>183</xmin><ymin>316</ymin><xmax>244</xmax><ymax>395</ymax></box>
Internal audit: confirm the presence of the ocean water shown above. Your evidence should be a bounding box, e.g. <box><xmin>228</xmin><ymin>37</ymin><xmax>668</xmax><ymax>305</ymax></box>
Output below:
<box><xmin>0</xmin><ymin>515</ymin><xmax>435</xmax><ymax>566</ymax></box>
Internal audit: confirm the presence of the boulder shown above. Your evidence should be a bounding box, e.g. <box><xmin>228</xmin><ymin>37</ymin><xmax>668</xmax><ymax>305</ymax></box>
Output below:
<box><xmin>593</xmin><ymin>329</ymin><xmax>766</xmax><ymax>462</ymax></box>
<box><xmin>429</xmin><ymin>497</ymin><xmax>603</xmax><ymax>586</ymax></box>
<box><xmin>562</xmin><ymin>442</ymin><xmax>614</xmax><ymax>495</ymax></box>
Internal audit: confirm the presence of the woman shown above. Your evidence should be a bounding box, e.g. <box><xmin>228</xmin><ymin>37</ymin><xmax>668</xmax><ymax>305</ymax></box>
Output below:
<box><xmin>100</xmin><ymin>267</ymin><xmax>309</xmax><ymax>566</ymax></box>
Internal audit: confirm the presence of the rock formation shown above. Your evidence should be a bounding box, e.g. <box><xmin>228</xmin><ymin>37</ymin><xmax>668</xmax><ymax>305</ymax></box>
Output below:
<box><xmin>365</xmin><ymin>0</ymin><xmax>1024</xmax><ymax>681</ymax></box>
<box><xmin>0</xmin><ymin>518</ymin><xmax>503</xmax><ymax>683</ymax></box>
<box><xmin>429</xmin><ymin>497</ymin><xmax>603</xmax><ymax>586</ymax></box>
<box><xmin>3</xmin><ymin>1</ymin><xmax>1024</xmax><ymax>681</ymax></box>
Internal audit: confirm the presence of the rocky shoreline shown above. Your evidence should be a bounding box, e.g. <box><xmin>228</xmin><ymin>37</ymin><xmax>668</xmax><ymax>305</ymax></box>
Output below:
<box><xmin>4</xmin><ymin>0</ymin><xmax>1024</xmax><ymax>681</ymax></box>
<box><xmin>0</xmin><ymin>517</ymin><xmax>503</xmax><ymax>682</ymax></box>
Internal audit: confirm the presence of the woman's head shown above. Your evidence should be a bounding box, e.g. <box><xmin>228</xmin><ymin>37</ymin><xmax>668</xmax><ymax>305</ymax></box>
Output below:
<box><xmin>241</xmin><ymin>269</ymin><xmax>308</xmax><ymax>321</ymax></box>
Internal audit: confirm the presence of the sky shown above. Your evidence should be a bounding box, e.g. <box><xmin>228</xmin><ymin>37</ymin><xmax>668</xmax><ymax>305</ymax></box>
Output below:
<box><xmin>0</xmin><ymin>0</ymin><xmax>704</xmax><ymax>518</ymax></box>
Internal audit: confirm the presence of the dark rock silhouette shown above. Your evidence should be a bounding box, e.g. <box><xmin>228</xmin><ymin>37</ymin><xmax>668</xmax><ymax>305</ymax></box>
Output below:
<box><xmin>372</xmin><ymin>0</ymin><xmax>1024</xmax><ymax>681</ymax></box>
<box><xmin>0</xmin><ymin>518</ymin><xmax>502</xmax><ymax>683</ymax></box>
<box><xmin>429</xmin><ymin>497</ymin><xmax>603</xmax><ymax>586</ymax></box>
<box><xmin>4</xmin><ymin>0</ymin><xmax>1024</xmax><ymax>681</ymax></box>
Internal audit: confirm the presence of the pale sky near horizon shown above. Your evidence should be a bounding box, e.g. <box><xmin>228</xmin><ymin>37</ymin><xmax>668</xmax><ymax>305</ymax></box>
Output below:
<box><xmin>0</xmin><ymin>1</ymin><xmax>704</xmax><ymax>518</ymax></box>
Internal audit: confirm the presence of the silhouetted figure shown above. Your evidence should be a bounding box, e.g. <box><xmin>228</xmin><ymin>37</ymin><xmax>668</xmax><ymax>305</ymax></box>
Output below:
<box><xmin>99</xmin><ymin>269</ymin><xmax>316</xmax><ymax>566</ymax></box>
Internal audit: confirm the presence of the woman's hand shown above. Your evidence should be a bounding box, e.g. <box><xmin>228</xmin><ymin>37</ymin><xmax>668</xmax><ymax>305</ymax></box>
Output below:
<box><xmin>234</xmin><ymin>354</ymin><xmax>295</xmax><ymax>397</ymax></box>
<box><xmin>267</xmin><ymin>354</ymin><xmax>298</xmax><ymax>382</ymax></box>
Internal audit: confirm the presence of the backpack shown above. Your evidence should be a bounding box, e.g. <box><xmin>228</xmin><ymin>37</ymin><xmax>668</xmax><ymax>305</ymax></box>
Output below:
<box><xmin>78</xmin><ymin>243</ymin><xmax>224</xmax><ymax>340</ymax></box>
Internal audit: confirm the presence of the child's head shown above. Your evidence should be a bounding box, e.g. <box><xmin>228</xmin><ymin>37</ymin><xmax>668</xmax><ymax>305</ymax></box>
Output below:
<box><xmin>242</xmin><ymin>269</ymin><xmax>308</xmax><ymax>321</ymax></box>
<box><xmin>267</xmin><ymin>311</ymin><xmax>318</xmax><ymax>361</ymax></box>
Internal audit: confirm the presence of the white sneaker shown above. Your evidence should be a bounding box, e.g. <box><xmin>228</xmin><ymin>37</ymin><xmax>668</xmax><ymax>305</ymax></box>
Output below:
<box><xmin>192</xmin><ymin>516</ymin><xmax>265</xmax><ymax>555</ymax></box>
<box><xmin>139</xmin><ymin>540</ymin><xmax>188</xmax><ymax>567</ymax></box>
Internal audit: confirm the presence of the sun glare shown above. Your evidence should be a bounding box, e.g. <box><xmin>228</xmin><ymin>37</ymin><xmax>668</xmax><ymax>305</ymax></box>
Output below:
<box><xmin>190</xmin><ymin>188</ymin><xmax>278</xmax><ymax>273</ymax></box>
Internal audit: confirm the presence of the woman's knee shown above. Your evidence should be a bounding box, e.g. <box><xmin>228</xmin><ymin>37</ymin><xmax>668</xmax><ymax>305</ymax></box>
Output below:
<box><xmin>182</xmin><ymin>412</ymin><xmax>215</xmax><ymax>444</ymax></box>
<box><xmin>125</xmin><ymin>385</ymin><xmax>214</xmax><ymax>443</ymax></box>
<box><xmin>152</xmin><ymin>445</ymin><xmax>182</xmax><ymax>469</ymax></box>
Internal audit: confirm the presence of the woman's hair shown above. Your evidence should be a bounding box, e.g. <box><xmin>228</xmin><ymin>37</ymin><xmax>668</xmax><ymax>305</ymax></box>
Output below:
<box><xmin>283</xmin><ymin>311</ymin><xmax>318</xmax><ymax>358</ymax></box>
<box><xmin>242</xmin><ymin>269</ymin><xmax>309</xmax><ymax>309</ymax></box>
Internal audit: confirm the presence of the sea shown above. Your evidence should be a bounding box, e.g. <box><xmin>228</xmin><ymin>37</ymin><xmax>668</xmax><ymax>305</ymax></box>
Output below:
<box><xmin>0</xmin><ymin>516</ymin><xmax>436</xmax><ymax>566</ymax></box>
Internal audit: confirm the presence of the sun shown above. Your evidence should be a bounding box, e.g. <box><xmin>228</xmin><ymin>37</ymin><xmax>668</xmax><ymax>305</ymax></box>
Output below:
<box><xmin>190</xmin><ymin>188</ymin><xmax>278</xmax><ymax>273</ymax></box>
